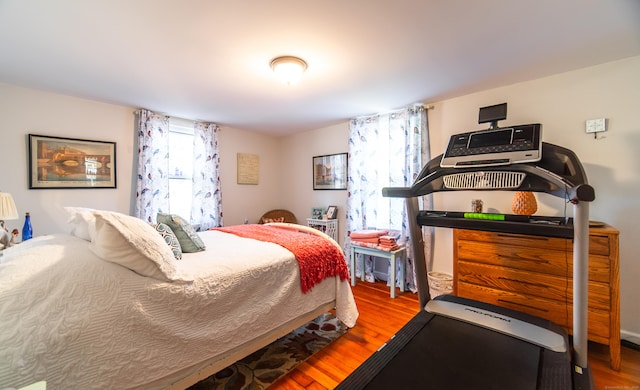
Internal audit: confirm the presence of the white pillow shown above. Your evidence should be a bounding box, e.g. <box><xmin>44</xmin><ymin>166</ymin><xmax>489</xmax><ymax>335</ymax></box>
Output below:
<box><xmin>64</xmin><ymin>206</ymin><xmax>96</xmax><ymax>241</ymax></box>
<box><xmin>90</xmin><ymin>210</ymin><xmax>192</xmax><ymax>282</ymax></box>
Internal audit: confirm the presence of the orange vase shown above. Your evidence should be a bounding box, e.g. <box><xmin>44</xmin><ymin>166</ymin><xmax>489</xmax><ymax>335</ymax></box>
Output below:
<box><xmin>511</xmin><ymin>191</ymin><xmax>538</xmax><ymax>215</ymax></box>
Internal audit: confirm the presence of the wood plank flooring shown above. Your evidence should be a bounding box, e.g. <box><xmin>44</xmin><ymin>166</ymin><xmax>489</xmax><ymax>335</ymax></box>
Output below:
<box><xmin>272</xmin><ymin>281</ymin><xmax>640</xmax><ymax>389</ymax></box>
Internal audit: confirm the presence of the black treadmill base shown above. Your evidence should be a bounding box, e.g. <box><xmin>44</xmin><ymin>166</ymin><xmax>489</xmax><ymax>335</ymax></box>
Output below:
<box><xmin>337</xmin><ymin>296</ymin><xmax>573</xmax><ymax>390</ymax></box>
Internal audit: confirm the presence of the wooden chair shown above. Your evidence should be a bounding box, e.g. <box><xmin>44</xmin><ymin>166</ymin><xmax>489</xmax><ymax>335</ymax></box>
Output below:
<box><xmin>258</xmin><ymin>209</ymin><xmax>297</xmax><ymax>224</ymax></box>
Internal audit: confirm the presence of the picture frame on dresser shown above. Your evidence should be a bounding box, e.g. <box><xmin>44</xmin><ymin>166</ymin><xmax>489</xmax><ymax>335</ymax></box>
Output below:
<box><xmin>28</xmin><ymin>134</ymin><xmax>116</xmax><ymax>189</ymax></box>
<box><xmin>311</xmin><ymin>207</ymin><xmax>326</xmax><ymax>219</ymax></box>
<box><xmin>326</xmin><ymin>205</ymin><xmax>338</xmax><ymax>219</ymax></box>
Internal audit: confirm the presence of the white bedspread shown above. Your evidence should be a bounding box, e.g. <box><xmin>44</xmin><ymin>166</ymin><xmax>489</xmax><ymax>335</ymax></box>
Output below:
<box><xmin>0</xmin><ymin>231</ymin><xmax>358</xmax><ymax>389</ymax></box>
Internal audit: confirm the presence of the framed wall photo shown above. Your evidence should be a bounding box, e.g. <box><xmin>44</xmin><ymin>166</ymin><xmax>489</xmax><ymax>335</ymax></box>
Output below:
<box><xmin>313</xmin><ymin>153</ymin><xmax>347</xmax><ymax>190</ymax></box>
<box><xmin>28</xmin><ymin>134</ymin><xmax>116</xmax><ymax>189</ymax></box>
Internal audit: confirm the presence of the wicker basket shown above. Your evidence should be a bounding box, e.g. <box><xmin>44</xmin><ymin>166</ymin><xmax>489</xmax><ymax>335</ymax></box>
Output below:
<box><xmin>258</xmin><ymin>209</ymin><xmax>298</xmax><ymax>224</ymax></box>
<box><xmin>427</xmin><ymin>272</ymin><xmax>453</xmax><ymax>298</ymax></box>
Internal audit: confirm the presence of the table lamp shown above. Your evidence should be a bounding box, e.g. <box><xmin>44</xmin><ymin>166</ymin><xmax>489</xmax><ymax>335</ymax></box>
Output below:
<box><xmin>0</xmin><ymin>192</ymin><xmax>19</xmax><ymax>249</ymax></box>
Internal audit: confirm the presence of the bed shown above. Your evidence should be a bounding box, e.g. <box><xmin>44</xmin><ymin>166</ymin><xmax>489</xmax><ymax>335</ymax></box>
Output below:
<box><xmin>0</xmin><ymin>209</ymin><xmax>358</xmax><ymax>389</ymax></box>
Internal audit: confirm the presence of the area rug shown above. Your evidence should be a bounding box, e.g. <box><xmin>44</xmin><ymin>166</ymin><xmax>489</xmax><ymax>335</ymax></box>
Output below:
<box><xmin>188</xmin><ymin>312</ymin><xmax>348</xmax><ymax>390</ymax></box>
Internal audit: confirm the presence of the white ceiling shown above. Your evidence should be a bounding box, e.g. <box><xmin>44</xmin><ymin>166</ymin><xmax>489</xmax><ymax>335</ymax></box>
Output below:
<box><xmin>1</xmin><ymin>0</ymin><xmax>639</xmax><ymax>135</ymax></box>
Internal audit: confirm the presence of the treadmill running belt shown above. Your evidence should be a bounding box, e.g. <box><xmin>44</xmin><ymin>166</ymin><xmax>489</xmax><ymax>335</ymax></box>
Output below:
<box><xmin>338</xmin><ymin>310</ymin><xmax>544</xmax><ymax>390</ymax></box>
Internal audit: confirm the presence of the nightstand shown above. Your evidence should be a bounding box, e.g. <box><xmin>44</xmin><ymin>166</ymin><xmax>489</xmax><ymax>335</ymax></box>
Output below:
<box><xmin>307</xmin><ymin>218</ymin><xmax>338</xmax><ymax>242</ymax></box>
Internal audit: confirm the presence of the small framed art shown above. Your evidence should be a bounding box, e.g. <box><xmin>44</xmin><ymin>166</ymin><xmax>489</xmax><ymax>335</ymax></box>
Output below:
<box><xmin>237</xmin><ymin>153</ymin><xmax>259</xmax><ymax>185</ymax></box>
<box><xmin>311</xmin><ymin>207</ymin><xmax>326</xmax><ymax>219</ymax></box>
<box><xmin>313</xmin><ymin>153</ymin><xmax>347</xmax><ymax>190</ymax></box>
<box><xmin>326</xmin><ymin>205</ymin><xmax>338</xmax><ymax>219</ymax></box>
<box><xmin>28</xmin><ymin>134</ymin><xmax>116</xmax><ymax>189</ymax></box>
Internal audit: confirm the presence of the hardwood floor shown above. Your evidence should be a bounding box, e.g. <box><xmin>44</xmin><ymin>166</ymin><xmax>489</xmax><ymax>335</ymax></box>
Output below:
<box><xmin>273</xmin><ymin>281</ymin><xmax>640</xmax><ymax>389</ymax></box>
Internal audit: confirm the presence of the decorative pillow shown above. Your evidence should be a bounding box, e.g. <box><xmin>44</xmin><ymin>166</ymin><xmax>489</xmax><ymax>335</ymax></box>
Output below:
<box><xmin>90</xmin><ymin>210</ymin><xmax>192</xmax><ymax>282</ymax></box>
<box><xmin>262</xmin><ymin>217</ymin><xmax>285</xmax><ymax>224</ymax></box>
<box><xmin>152</xmin><ymin>222</ymin><xmax>182</xmax><ymax>260</ymax></box>
<box><xmin>64</xmin><ymin>206</ymin><xmax>96</xmax><ymax>241</ymax></box>
<box><xmin>157</xmin><ymin>213</ymin><xmax>205</xmax><ymax>253</ymax></box>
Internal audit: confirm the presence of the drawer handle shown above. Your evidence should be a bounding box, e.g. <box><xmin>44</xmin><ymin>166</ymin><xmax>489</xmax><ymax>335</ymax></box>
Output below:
<box><xmin>498</xmin><ymin>299</ymin><xmax>549</xmax><ymax>313</ymax></box>
<box><xmin>496</xmin><ymin>254</ymin><xmax>550</xmax><ymax>265</ymax></box>
<box><xmin>498</xmin><ymin>277</ymin><xmax>548</xmax><ymax>289</ymax></box>
<box><xmin>496</xmin><ymin>233</ymin><xmax>550</xmax><ymax>242</ymax></box>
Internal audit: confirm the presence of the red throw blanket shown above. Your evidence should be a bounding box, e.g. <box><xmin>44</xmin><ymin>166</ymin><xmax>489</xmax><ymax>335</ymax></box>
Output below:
<box><xmin>213</xmin><ymin>225</ymin><xmax>349</xmax><ymax>293</ymax></box>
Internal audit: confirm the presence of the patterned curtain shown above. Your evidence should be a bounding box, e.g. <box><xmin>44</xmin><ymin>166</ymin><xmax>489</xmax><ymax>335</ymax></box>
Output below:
<box><xmin>191</xmin><ymin>122</ymin><xmax>223</xmax><ymax>229</ymax></box>
<box><xmin>135</xmin><ymin>109</ymin><xmax>170</xmax><ymax>223</ymax></box>
<box><xmin>346</xmin><ymin>105</ymin><xmax>432</xmax><ymax>293</ymax></box>
<box><xmin>135</xmin><ymin>110</ymin><xmax>224</xmax><ymax>229</ymax></box>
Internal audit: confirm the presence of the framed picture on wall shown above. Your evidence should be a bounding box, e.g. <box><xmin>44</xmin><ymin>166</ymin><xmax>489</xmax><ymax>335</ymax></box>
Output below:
<box><xmin>28</xmin><ymin>134</ymin><xmax>117</xmax><ymax>189</ymax></box>
<box><xmin>313</xmin><ymin>153</ymin><xmax>347</xmax><ymax>190</ymax></box>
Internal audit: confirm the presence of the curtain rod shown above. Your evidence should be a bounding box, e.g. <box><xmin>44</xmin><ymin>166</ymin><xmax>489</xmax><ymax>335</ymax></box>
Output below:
<box><xmin>133</xmin><ymin>109</ymin><xmax>213</xmax><ymax>125</ymax></box>
<box><xmin>356</xmin><ymin>103</ymin><xmax>435</xmax><ymax>120</ymax></box>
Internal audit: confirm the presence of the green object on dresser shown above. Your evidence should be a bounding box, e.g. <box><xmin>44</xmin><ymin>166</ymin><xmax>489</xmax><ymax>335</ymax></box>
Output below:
<box><xmin>463</xmin><ymin>212</ymin><xmax>505</xmax><ymax>220</ymax></box>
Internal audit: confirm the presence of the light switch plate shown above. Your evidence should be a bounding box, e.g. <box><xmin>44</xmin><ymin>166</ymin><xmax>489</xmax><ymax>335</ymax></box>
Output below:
<box><xmin>586</xmin><ymin>118</ymin><xmax>607</xmax><ymax>133</ymax></box>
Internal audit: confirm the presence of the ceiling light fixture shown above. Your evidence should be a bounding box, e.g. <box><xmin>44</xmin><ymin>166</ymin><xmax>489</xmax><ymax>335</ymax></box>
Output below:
<box><xmin>270</xmin><ymin>56</ymin><xmax>307</xmax><ymax>85</ymax></box>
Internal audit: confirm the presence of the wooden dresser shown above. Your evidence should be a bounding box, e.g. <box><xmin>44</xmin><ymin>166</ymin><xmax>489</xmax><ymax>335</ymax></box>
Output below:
<box><xmin>452</xmin><ymin>225</ymin><xmax>620</xmax><ymax>370</ymax></box>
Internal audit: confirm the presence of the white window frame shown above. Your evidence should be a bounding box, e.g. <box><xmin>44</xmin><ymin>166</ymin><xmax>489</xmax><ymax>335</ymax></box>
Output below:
<box><xmin>168</xmin><ymin>117</ymin><xmax>195</xmax><ymax>219</ymax></box>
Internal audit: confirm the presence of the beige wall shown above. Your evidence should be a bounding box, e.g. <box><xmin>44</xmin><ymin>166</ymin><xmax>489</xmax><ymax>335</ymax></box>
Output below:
<box><xmin>284</xmin><ymin>56</ymin><xmax>640</xmax><ymax>341</ymax></box>
<box><xmin>1</xmin><ymin>54</ymin><xmax>638</xmax><ymax>341</ymax></box>
<box><xmin>426</xmin><ymin>56</ymin><xmax>640</xmax><ymax>341</ymax></box>
<box><xmin>0</xmin><ymin>84</ymin><xmax>284</xmax><ymax>234</ymax></box>
<box><xmin>278</xmin><ymin>122</ymin><xmax>350</xmax><ymax>246</ymax></box>
<box><xmin>0</xmin><ymin>84</ymin><xmax>135</xmax><ymax>234</ymax></box>
<box><xmin>0</xmin><ymin>84</ymin><xmax>338</xmax><ymax>233</ymax></box>
<box><xmin>218</xmin><ymin>126</ymin><xmax>283</xmax><ymax>226</ymax></box>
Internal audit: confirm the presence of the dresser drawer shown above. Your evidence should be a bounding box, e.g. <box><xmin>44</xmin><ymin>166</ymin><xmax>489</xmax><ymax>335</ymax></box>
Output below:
<box><xmin>456</xmin><ymin>239</ymin><xmax>571</xmax><ymax>276</ymax></box>
<box><xmin>453</xmin><ymin>225</ymin><xmax>620</xmax><ymax>370</ymax></box>
<box><xmin>455</xmin><ymin>239</ymin><xmax>610</xmax><ymax>282</ymax></box>
<box><xmin>589</xmin><ymin>234</ymin><xmax>612</xmax><ymax>256</ymax></box>
<box><xmin>456</xmin><ymin>229</ymin><xmax>568</xmax><ymax>250</ymax></box>
<box><xmin>457</xmin><ymin>282</ymin><xmax>610</xmax><ymax>341</ymax></box>
<box><xmin>456</xmin><ymin>229</ymin><xmax>612</xmax><ymax>256</ymax></box>
<box><xmin>457</xmin><ymin>260</ymin><xmax>610</xmax><ymax>311</ymax></box>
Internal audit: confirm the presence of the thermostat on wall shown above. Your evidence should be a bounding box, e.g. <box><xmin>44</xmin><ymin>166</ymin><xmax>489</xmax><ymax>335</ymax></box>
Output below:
<box><xmin>586</xmin><ymin>118</ymin><xmax>607</xmax><ymax>134</ymax></box>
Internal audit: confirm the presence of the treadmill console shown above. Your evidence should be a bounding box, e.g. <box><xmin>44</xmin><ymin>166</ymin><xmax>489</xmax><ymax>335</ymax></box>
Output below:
<box><xmin>440</xmin><ymin>124</ymin><xmax>542</xmax><ymax>168</ymax></box>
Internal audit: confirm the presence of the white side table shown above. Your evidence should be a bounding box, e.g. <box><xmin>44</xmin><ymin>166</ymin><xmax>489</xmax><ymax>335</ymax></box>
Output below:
<box><xmin>350</xmin><ymin>245</ymin><xmax>406</xmax><ymax>298</ymax></box>
<box><xmin>306</xmin><ymin>218</ymin><xmax>338</xmax><ymax>242</ymax></box>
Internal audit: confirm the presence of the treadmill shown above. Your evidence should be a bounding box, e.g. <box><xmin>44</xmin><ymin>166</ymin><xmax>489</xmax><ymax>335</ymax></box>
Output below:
<box><xmin>337</xmin><ymin>119</ymin><xmax>595</xmax><ymax>389</ymax></box>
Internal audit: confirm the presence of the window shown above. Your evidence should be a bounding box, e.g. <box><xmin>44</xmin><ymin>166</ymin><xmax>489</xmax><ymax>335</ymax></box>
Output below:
<box><xmin>136</xmin><ymin>109</ymin><xmax>222</xmax><ymax>230</ymax></box>
<box><xmin>373</xmin><ymin>119</ymin><xmax>396</xmax><ymax>231</ymax></box>
<box><xmin>168</xmin><ymin>118</ymin><xmax>194</xmax><ymax>219</ymax></box>
<box><xmin>347</xmin><ymin>106</ymin><xmax>430</xmax><ymax>293</ymax></box>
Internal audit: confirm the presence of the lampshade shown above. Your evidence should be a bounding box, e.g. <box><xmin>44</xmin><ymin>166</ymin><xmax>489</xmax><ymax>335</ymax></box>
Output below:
<box><xmin>270</xmin><ymin>56</ymin><xmax>307</xmax><ymax>85</ymax></box>
<box><xmin>0</xmin><ymin>192</ymin><xmax>19</xmax><ymax>220</ymax></box>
